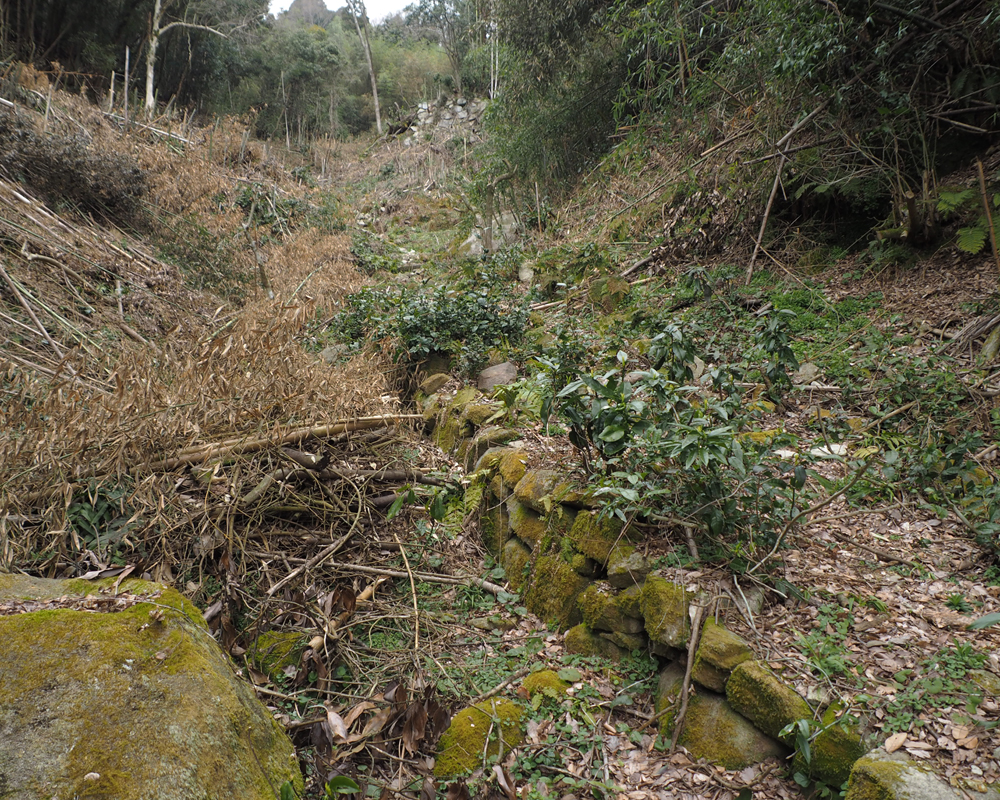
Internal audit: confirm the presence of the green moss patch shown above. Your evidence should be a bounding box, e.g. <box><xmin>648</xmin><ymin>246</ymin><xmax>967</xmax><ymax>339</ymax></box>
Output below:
<box><xmin>434</xmin><ymin>699</ymin><xmax>524</xmax><ymax>777</ymax></box>
<box><xmin>725</xmin><ymin>660</ymin><xmax>811</xmax><ymax>742</ymax></box>
<box><xmin>640</xmin><ymin>576</ymin><xmax>690</xmax><ymax>648</ymax></box>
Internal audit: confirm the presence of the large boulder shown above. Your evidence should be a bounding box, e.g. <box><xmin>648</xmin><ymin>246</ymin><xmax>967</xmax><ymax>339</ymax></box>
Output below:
<box><xmin>0</xmin><ymin>574</ymin><xmax>301</xmax><ymax>800</ymax></box>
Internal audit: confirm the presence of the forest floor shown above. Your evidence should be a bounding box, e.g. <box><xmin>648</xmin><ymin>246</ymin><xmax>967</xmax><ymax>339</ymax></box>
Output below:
<box><xmin>0</xmin><ymin>82</ymin><xmax>998</xmax><ymax>800</ymax></box>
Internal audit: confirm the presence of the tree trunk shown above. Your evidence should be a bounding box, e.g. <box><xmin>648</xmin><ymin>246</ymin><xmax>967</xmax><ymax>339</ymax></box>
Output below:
<box><xmin>348</xmin><ymin>1</ymin><xmax>382</xmax><ymax>135</ymax></box>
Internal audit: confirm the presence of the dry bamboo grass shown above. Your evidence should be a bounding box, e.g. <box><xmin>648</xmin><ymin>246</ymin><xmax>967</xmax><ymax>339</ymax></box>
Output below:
<box><xmin>0</xmin><ymin>83</ymin><xmax>423</xmax><ymax>595</ymax></box>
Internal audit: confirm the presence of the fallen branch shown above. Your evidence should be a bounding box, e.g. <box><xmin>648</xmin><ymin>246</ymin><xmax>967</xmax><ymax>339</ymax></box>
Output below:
<box><xmin>670</xmin><ymin>604</ymin><xmax>705</xmax><ymax>752</ymax></box>
<box><xmin>826</xmin><ymin>529</ymin><xmax>920</xmax><ymax>569</ymax></box>
<box><xmin>336</xmin><ymin>563</ymin><xmax>508</xmax><ymax>597</ymax></box>
<box><xmin>744</xmin><ymin>151</ymin><xmax>787</xmax><ymax>286</ymax></box>
<box><xmin>266</xmin><ymin>523</ymin><xmax>359</xmax><ymax>598</ymax></box>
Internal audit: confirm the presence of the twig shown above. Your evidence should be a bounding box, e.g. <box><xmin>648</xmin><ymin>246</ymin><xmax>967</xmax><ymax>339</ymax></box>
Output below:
<box><xmin>394</xmin><ymin>532</ymin><xmax>420</xmax><ymax>652</ymax></box>
<box><xmin>977</xmin><ymin>159</ymin><xmax>1000</xmax><ymax>278</ymax></box>
<box><xmin>748</xmin><ymin>460</ymin><xmax>872</xmax><ymax>575</ymax></box>
<box><xmin>266</xmin><ymin>523</ymin><xmax>358</xmax><ymax>597</ymax></box>
<box><xmin>669</xmin><ymin>605</ymin><xmax>705</xmax><ymax>752</ymax></box>
<box><xmin>469</xmin><ymin>665</ymin><xmax>532</xmax><ymax>705</ymax></box>
<box><xmin>620</xmin><ymin>255</ymin><xmax>653</xmax><ymax>279</ymax></box>
<box><xmin>0</xmin><ymin>260</ymin><xmax>72</xmax><ymax>372</ymax></box>
<box><xmin>825</xmin><ymin>528</ymin><xmax>920</xmax><ymax>568</ymax></box>
<box><xmin>335</xmin><ymin>563</ymin><xmax>508</xmax><ymax>596</ymax></box>
<box><xmin>745</xmin><ymin>152</ymin><xmax>787</xmax><ymax>285</ymax></box>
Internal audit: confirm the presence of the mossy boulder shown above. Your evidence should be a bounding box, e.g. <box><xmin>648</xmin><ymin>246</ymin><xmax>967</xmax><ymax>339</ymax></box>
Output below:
<box><xmin>0</xmin><ymin>574</ymin><xmax>302</xmax><ymax>800</ymax></box>
<box><xmin>434</xmin><ymin>699</ymin><xmax>524</xmax><ymax>777</ymax></box>
<box><xmin>845</xmin><ymin>750</ymin><xmax>974</xmax><ymax>800</ymax></box>
<box><xmin>461</xmin><ymin>402</ymin><xmax>501</xmax><ymax>427</ymax></box>
<box><xmin>567</xmin><ymin>511</ymin><xmax>625</xmax><ymax>564</ymax></box>
<box><xmin>564</xmin><ymin>624</ymin><xmax>626</xmax><ymax>662</ymax></box>
<box><xmin>497</xmin><ymin>449</ymin><xmax>529</xmax><ymax>486</ymax></box>
<box><xmin>500</xmin><ymin>538</ymin><xmax>532</xmax><ymax>591</ymax></box>
<box><xmin>435</xmin><ymin>416</ymin><xmax>466</xmax><ymax>453</ymax></box>
<box><xmin>606</xmin><ymin>544</ymin><xmax>651</xmax><ymax>588</ymax></box>
<box><xmin>615</xmin><ymin>585</ymin><xmax>642</xmax><ymax>618</ymax></box>
<box><xmin>513</xmin><ymin>469</ymin><xmax>593</xmax><ymax>513</ymax></box>
<box><xmin>480</xmin><ymin>448</ymin><xmax>528</xmax><ymax>499</ymax></box>
<box><xmin>522</xmin><ymin>670</ymin><xmax>570</xmax><ymax>699</ymax></box>
<box><xmin>248</xmin><ymin>630</ymin><xmax>309</xmax><ymax>682</ymax></box>
<box><xmin>458</xmin><ymin>426</ymin><xmax>521</xmax><ymax>472</ymax></box>
<box><xmin>524</xmin><ymin>555</ymin><xmax>590</xmax><ymax>630</ymax></box>
<box><xmin>691</xmin><ymin>620</ymin><xmax>753</xmax><ymax>693</ymax></box>
<box><xmin>419</xmin><ymin>373</ymin><xmax>451</xmax><ymax>395</ymax></box>
<box><xmin>640</xmin><ymin>575</ymin><xmax>690</xmax><ymax>649</ymax></box>
<box><xmin>725</xmin><ymin>660</ymin><xmax>811</xmax><ymax>742</ymax></box>
<box><xmin>655</xmin><ymin>664</ymin><xmax>787</xmax><ymax>770</ymax></box>
<box><xmin>577</xmin><ymin>584</ymin><xmax>644</xmax><ymax>635</ymax></box>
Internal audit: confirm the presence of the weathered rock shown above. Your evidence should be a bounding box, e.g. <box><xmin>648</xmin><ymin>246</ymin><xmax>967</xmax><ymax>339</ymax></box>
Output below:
<box><xmin>615</xmin><ymin>584</ymin><xmax>642</xmax><ymax>618</ymax></box>
<box><xmin>845</xmin><ymin>750</ymin><xmax>987</xmax><ymax>800</ymax></box>
<box><xmin>478</xmin><ymin>362</ymin><xmax>518</xmax><ymax>392</ymax></box>
<box><xmin>640</xmin><ymin>575</ymin><xmax>690</xmax><ymax>649</ymax></box>
<box><xmin>601</xmin><ymin>629</ymin><xmax>646</xmax><ymax>651</ymax></box>
<box><xmin>435</xmin><ymin>698</ymin><xmax>524</xmax><ymax>777</ymax></box>
<box><xmin>606</xmin><ymin>544</ymin><xmax>651</xmax><ymax>588</ymax></box>
<box><xmin>691</xmin><ymin>619</ymin><xmax>753</xmax><ymax>693</ymax></box>
<box><xmin>513</xmin><ymin>469</ymin><xmax>594</xmax><ymax>513</ymax></box>
<box><xmin>655</xmin><ymin>664</ymin><xmax>787</xmax><ymax>770</ymax></box>
<box><xmin>577</xmin><ymin>584</ymin><xmax>644</xmax><ymax>634</ymax></box>
<box><xmin>497</xmin><ymin>448</ymin><xmax>528</xmax><ymax>486</ymax></box>
<box><xmin>564</xmin><ymin>624</ymin><xmax>626</xmax><ymax>662</ymax></box>
<box><xmin>0</xmin><ymin>575</ymin><xmax>302</xmax><ymax>800</ymax></box>
<box><xmin>725</xmin><ymin>660</ymin><xmax>811</xmax><ymax>742</ymax></box>
<box><xmin>793</xmin><ymin>362</ymin><xmax>821</xmax><ymax>385</ymax></box>
<box><xmin>524</xmin><ymin>555</ymin><xmax>590</xmax><ymax>630</ymax></box>
<box><xmin>567</xmin><ymin>510</ymin><xmax>624</xmax><ymax>564</ymax></box>
<box><xmin>419</xmin><ymin>372</ymin><xmax>451</xmax><ymax>395</ymax></box>
<box><xmin>318</xmin><ymin>343</ymin><xmax>349</xmax><ymax>363</ymax></box>
<box><xmin>481</xmin><ymin>491</ymin><xmax>511</xmax><ymax>557</ymax></box>
<box><xmin>500</xmin><ymin>538</ymin><xmax>531</xmax><ymax>590</ymax></box>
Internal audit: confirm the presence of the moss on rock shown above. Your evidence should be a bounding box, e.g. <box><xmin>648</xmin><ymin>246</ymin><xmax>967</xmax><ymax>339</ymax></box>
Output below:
<box><xmin>506</xmin><ymin>498</ymin><xmax>547</xmax><ymax>548</ymax></box>
<box><xmin>500</xmin><ymin>538</ymin><xmax>532</xmax><ymax>591</ymax></box>
<box><xmin>524</xmin><ymin>555</ymin><xmax>590</xmax><ymax>630</ymax></box>
<box><xmin>564</xmin><ymin>624</ymin><xmax>626</xmax><ymax>662</ymax></box>
<box><xmin>0</xmin><ymin>575</ymin><xmax>302</xmax><ymax>799</ymax></box>
<box><xmin>522</xmin><ymin>670</ymin><xmax>570</xmax><ymax>698</ymax></box>
<box><xmin>654</xmin><ymin>664</ymin><xmax>787</xmax><ymax>770</ymax></box>
<box><xmin>567</xmin><ymin>511</ymin><xmax>625</xmax><ymax>564</ymax></box>
<box><xmin>692</xmin><ymin>619</ymin><xmax>753</xmax><ymax>693</ymax></box>
<box><xmin>607</xmin><ymin>544</ymin><xmax>650</xmax><ymax>588</ymax></box>
<box><xmin>640</xmin><ymin>575</ymin><xmax>690</xmax><ymax>648</ymax></box>
<box><xmin>513</xmin><ymin>469</ymin><xmax>593</xmax><ymax>513</ymax></box>
<box><xmin>843</xmin><ymin>750</ymin><xmax>967</xmax><ymax>800</ymax></box>
<box><xmin>805</xmin><ymin>719</ymin><xmax>868</xmax><ymax>788</ymax></box>
<box><xmin>725</xmin><ymin>660</ymin><xmax>811</xmax><ymax>743</ymax></box>
<box><xmin>248</xmin><ymin>630</ymin><xmax>309</xmax><ymax>682</ymax></box>
<box><xmin>434</xmin><ymin>699</ymin><xmax>524</xmax><ymax>777</ymax></box>
<box><xmin>577</xmin><ymin>585</ymin><xmax>644</xmax><ymax>634</ymax></box>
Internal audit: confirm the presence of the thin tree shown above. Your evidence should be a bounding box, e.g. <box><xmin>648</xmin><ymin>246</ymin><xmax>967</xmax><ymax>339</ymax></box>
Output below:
<box><xmin>346</xmin><ymin>0</ymin><xmax>382</xmax><ymax>134</ymax></box>
<box><xmin>144</xmin><ymin>0</ymin><xmax>228</xmax><ymax>118</ymax></box>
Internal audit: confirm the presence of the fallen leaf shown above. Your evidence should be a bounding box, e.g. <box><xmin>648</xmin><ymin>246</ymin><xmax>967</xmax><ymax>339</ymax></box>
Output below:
<box><xmin>885</xmin><ymin>732</ymin><xmax>907</xmax><ymax>753</ymax></box>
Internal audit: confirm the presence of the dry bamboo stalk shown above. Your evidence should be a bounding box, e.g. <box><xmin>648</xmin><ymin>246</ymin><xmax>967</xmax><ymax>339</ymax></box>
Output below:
<box><xmin>0</xmin><ymin>260</ymin><xmax>72</xmax><ymax>372</ymax></box>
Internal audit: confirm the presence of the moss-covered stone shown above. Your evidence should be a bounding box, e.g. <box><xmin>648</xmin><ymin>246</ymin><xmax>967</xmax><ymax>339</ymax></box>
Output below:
<box><xmin>640</xmin><ymin>575</ymin><xmax>690</xmax><ymax>649</ymax></box>
<box><xmin>805</xmin><ymin>719</ymin><xmax>868</xmax><ymax>788</ymax></box>
<box><xmin>725</xmin><ymin>660</ymin><xmax>811</xmax><ymax>743</ymax></box>
<box><xmin>448</xmin><ymin>386</ymin><xmax>479</xmax><ymax>414</ymax></box>
<box><xmin>691</xmin><ymin>619</ymin><xmax>753</xmax><ymax>693</ymax></box>
<box><xmin>498</xmin><ymin>449</ymin><xmax>528</xmax><ymax>486</ymax></box>
<box><xmin>0</xmin><ymin>575</ymin><xmax>302</xmax><ymax>799</ymax></box>
<box><xmin>602</xmin><ymin>630</ymin><xmax>646</xmax><ymax>651</ymax></box>
<box><xmin>506</xmin><ymin>498</ymin><xmax>547</xmax><ymax>548</ymax></box>
<box><xmin>435</xmin><ymin>415</ymin><xmax>466</xmax><ymax>453</ymax></box>
<box><xmin>564</xmin><ymin>624</ymin><xmax>626</xmax><ymax>662</ymax></box>
<box><xmin>524</xmin><ymin>555</ymin><xmax>590</xmax><ymax>630</ymax></box>
<box><xmin>462</xmin><ymin>402</ymin><xmax>501</xmax><ymax>427</ymax></box>
<box><xmin>481</xmin><ymin>492</ymin><xmax>510</xmax><ymax>558</ymax></box>
<box><xmin>434</xmin><ymin>699</ymin><xmax>524</xmax><ymax>777</ymax></box>
<box><xmin>654</xmin><ymin>664</ymin><xmax>787</xmax><ymax>770</ymax></box>
<box><xmin>460</xmin><ymin>427</ymin><xmax>522</xmax><ymax>473</ymax></box>
<box><xmin>248</xmin><ymin>630</ymin><xmax>309</xmax><ymax>682</ymax></box>
<box><xmin>568</xmin><ymin>552</ymin><xmax>598</xmax><ymax>577</ymax></box>
<box><xmin>513</xmin><ymin>469</ymin><xmax>594</xmax><ymax>513</ymax></box>
<box><xmin>500</xmin><ymin>538</ymin><xmax>532</xmax><ymax>591</ymax></box>
<box><xmin>473</xmin><ymin>446</ymin><xmax>508</xmax><ymax>473</ymax></box>
<box><xmin>522</xmin><ymin>670</ymin><xmax>570</xmax><ymax>698</ymax></box>
<box><xmin>577</xmin><ymin>585</ymin><xmax>644</xmax><ymax>635</ymax></box>
<box><xmin>607</xmin><ymin>544</ymin><xmax>651</xmax><ymax>588</ymax></box>
<box><xmin>567</xmin><ymin>511</ymin><xmax>625</xmax><ymax>564</ymax></box>
<box><xmin>615</xmin><ymin>584</ymin><xmax>642</xmax><ymax>618</ymax></box>
<box><xmin>845</xmin><ymin>750</ymin><xmax>969</xmax><ymax>800</ymax></box>
<box><xmin>419</xmin><ymin>373</ymin><xmax>451</xmax><ymax>395</ymax></box>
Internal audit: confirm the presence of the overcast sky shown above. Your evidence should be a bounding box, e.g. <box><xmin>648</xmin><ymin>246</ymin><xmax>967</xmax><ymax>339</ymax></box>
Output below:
<box><xmin>269</xmin><ymin>0</ymin><xmax>411</xmax><ymax>23</ymax></box>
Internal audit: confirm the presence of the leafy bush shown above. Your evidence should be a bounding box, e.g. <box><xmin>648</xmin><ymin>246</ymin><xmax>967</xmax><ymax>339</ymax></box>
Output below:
<box><xmin>331</xmin><ymin>280</ymin><xmax>530</xmax><ymax>375</ymax></box>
